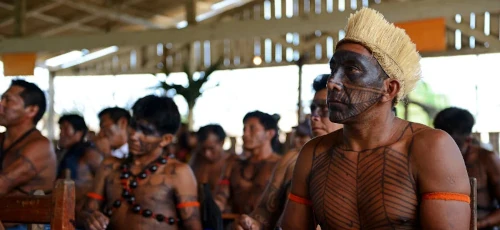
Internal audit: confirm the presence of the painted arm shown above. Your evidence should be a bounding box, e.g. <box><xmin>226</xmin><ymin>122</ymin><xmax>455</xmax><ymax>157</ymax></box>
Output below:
<box><xmin>79</xmin><ymin>158</ymin><xmax>114</xmax><ymax>230</ymax></box>
<box><xmin>477</xmin><ymin>150</ymin><xmax>500</xmax><ymax>228</ymax></box>
<box><xmin>415</xmin><ymin>129</ymin><xmax>471</xmax><ymax>229</ymax></box>
<box><xmin>214</xmin><ymin>159</ymin><xmax>233</xmax><ymax>211</ymax></box>
<box><xmin>281</xmin><ymin>142</ymin><xmax>316</xmax><ymax>230</ymax></box>
<box><xmin>174</xmin><ymin>163</ymin><xmax>202</xmax><ymax>230</ymax></box>
<box><xmin>0</xmin><ymin>139</ymin><xmax>54</xmax><ymax>195</ymax></box>
<box><xmin>238</xmin><ymin>150</ymin><xmax>298</xmax><ymax>230</ymax></box>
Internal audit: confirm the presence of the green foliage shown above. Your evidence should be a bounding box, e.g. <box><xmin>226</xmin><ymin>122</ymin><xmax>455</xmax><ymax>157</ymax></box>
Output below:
<box><xmin>396</xmin><ymin>81</ymin><xmax>450</xmax><ymax>125</ymax></box>
<box><xmin>156</xmin><ymin>57</ymin><xmax>223</xmax><ymax>109</ymax></box>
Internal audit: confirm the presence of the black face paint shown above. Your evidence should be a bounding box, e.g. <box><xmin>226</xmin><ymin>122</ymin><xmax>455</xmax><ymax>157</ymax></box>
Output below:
<box><xmin>327</xmin><ymin>50</ymin><xmax>387</xmax><ymax>123</ymax></box>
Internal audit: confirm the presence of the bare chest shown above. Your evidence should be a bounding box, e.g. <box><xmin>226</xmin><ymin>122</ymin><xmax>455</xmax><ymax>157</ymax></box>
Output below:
<box><xmin>229</xmin><ymin>160</ymin><xmax>279</xmax><ymax>213</ymax></box>
<box><xmin>309</xmin><ymin>146</ymin><xmax>418</xmax><ymax>229</ymax></box>
<box><xmin>105</xmin><ymin>170</ymin><xmax>178</xmax><ymax>220</ymax></box>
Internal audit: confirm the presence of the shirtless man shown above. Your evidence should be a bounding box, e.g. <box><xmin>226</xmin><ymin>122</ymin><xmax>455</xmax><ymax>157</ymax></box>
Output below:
<box><xmin>215</xmin><ymin>111</ymin><xmax>281</xmax><ymax>215</ymax></box>
<box><xmin>434</xmin><ymin>107</ymin><xmax>500</xmax><ymax>230</ymax></box>
<box><xmin>236</xmin><ymin>74</ymin><xmax>342</xmax><ymax>230</ymax></box>
<box><xmin>57</xmin><ymin>114</ymin><xmax>102</xmax><ymax>214</ymax></box>
<box><xmin>189</xmin><ymin>124</ymin><xmax>229</xmax><ymax>193</ymax></box>
<box><xmin>95</xmin><ymin>107</ymin><xmax>130</xmax><ymax>159</ymax></box>
<box><xmin>80</xmin><ymin>95</ymin><xmax>201</xmax><ymax>230</ymax></box>
<box><xmin>0</xmin><ymin>80</ymin><xmax>56</xmax><ymax>230</ymax></box>
<box><xmin>281</xmin><ymin>8</ymin><xmax>471</xmax><ymax>229</ymax></box>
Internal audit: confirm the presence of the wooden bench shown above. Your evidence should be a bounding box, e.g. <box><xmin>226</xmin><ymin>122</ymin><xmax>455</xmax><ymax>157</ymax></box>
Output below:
<box><xmin>0</xmin><ymin>179</ymin><xmax>75</xmax><ymax>230</ymax></box>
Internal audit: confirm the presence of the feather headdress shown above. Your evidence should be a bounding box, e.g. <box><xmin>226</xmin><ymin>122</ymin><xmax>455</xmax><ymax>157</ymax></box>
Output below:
<box><xmin>336</xmin><ymin>8</ymin><xmax>421</xmax><ymax>101</ymax></box>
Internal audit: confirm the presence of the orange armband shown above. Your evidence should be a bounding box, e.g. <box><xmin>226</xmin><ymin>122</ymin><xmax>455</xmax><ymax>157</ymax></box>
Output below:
<box><xmin>86</xmin><ymin>192</ymin><xmax>104</xmax><ymax>201</ymax></box>
<box><xmin>176</xmin><ymin>201</ymin><xmax>200</xmax><ymax>209</ymax></box>
<box><xmin>288</xmin><ymin>193</ymin><xmax>312</xmax><ymax>206</ymax></box>
<box><xmin>218</xmin><ymin>179</ymin><xmax>230</xmax><ymax>185</ymax></box>
<box><xmin>422</xmin><ymin>192</ymin><xmax>470</xmax><ymax>204</ymax></box>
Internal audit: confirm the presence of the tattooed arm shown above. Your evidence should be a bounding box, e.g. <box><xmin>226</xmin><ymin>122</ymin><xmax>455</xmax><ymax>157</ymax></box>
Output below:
<box><xmin>281</xmin><ymin>140</ymin><xmax>317</xmax><ymax>230</ymax></box>
<box><xmin>214</xmin><ymin>158</ymin><xmax>234</xmax><ymax>211</ymax></box>
<box><xmin>414</xmin><ymin>129</ymin><xmax>470</xmax><ymax>229</ymax></box>
<box><xmin>79</xmin><ymin>157</ymin><xmax>115</xmax><ymax>230</ymax></box>
<box><xmin>0</xmin><ymin>138</ymin><xmax>54</xmax><ymax>195</ymax></box>
<box><xmin>477</xmin><ymin>149</ymin><xmax>500</xmax><ymax>228</ymax></box>
<box><xmin>239</xmin><ymin>149</ymin><xmax>299</xmax><ymax>230</ymax></box>
<box><xmin>174</xmin><ymin>162</ymin><xmax>202</xmax><ymax>230</ymax></box>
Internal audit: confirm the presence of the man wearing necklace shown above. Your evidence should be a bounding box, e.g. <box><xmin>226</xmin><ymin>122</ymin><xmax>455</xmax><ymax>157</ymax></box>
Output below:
<box><xmin>80</xmin><ymin>95</ymin><xmax>202</xmax><ymax>230</ymax></box>
<box><xmin>434</xmin><ymin>107</ymin><xmax>500</xmax><ymax>230</ymax></box>
<box><xmin>281</xmin><ymin>8</ymin><xmax>471</xmax><ymax>229</ymax></box>
<box><xmin>0</xmin><ymin>79</ymin><xmax>56</xmax><ymax>230</ymax></box>
<box><xmin>214</xmin><ymin>111</ymin><xmax>281</xmax><ymax>215</ymax></box>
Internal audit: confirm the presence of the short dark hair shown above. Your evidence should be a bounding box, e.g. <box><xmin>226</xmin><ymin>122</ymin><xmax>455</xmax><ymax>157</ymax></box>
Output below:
<box><xmin>197</xmin><ymin>124</ymin><xmax>226</xmax><ymax>143</ymax></box>
<box><xmin>58</xmin><ymin>114</ymin><xmax>88</xmax><ymax>137</ymax></box>
<box><xmin>243</xmin><ymin>111</ymin><xmax>279</xmax><ymax>152</ymax></box>
<box><xmin>132</xmin><ymin>95</ymin><xmax>181</xmax><ymax>135</ymax></box>
<box><xmin>433</xmin><ymin>107</ymin><xmax>475</xmax><ymax>136</ymax></box>
<box><xmin>313</xmin><ymin>74</ymin><xmax>330</xmax><ymax>93</ymax></box>
<box><xmin>10</xmin><ymin>79</ymin><xmax>46</xmax><ymax>124</ymax></box>
<box><xmin>98</xmin><ymin>107</ymin><xmax>131</xmax><ymax>124</ymax></box>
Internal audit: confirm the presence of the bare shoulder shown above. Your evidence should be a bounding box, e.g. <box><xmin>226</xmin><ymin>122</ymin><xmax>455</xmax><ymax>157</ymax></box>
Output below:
<box><xmin>23</xmin><ymin>132</ymin><xmax>53</xmax><ymax>156</ymax></box>
<box><xmin>166</xmin><ymin>158</ymin><xmax>195</xmax><ymax>177</ymax></box>
<box><xmin>98</xmin><ymin>156</ymin><xmax>122</xmax><ymax>173</ymax></box>
<box><xmin>478</xmin><ymin>146</ymin><xmax>499</xmax><ymax>160</ymax></box>
<box><xmin>301</xmin><ymin>129</ymin><xmax>342</xmax><ymax>156</ymax></box>
<box><xmin>411</xmin><ymin>127</ymin><xmax>469</xmax><ymax>194</ymax></box>
<box><xmin>411</xmin><ymin>127</ymin><xmax>460</xmax><ymax>159</ymax></box>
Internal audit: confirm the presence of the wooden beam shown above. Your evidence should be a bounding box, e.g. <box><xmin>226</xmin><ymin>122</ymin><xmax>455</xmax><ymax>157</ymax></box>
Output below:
<box><xmin>1</xmin><ymin>0</ymin><xmax>499</xmax><ymax>53</ymax></box>
<box><xmin>446</xmin><ymin>19</ymin><xmax>500</xmax><ymax>49</ymax></box>
<box><xmin>56</xmin><ymin>0</ymin><xmax>165</xmax><ymax>29</ymax></box>
<box><xmin>13</xmin><ymin>0</ymin><xmax>26</xmax><ymax>37</ymax></box>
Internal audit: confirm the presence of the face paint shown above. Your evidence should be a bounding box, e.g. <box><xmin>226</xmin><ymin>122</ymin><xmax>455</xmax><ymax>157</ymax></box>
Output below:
<box><xmin>128</xmin><ymin>119</ymin><xmax>163</xmax><ymax>156</ymax></box>
<box><xmin>327</xmin><ymin>50</ymin><xmax>387</xmax><ymax>123</ymax></box>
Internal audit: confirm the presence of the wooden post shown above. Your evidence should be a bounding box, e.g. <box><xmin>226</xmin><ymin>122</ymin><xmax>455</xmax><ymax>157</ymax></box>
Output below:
<box><xmin>50</xmin><ymin>179</ymin><xmax>75</xmax><ymax>230</ymax></box>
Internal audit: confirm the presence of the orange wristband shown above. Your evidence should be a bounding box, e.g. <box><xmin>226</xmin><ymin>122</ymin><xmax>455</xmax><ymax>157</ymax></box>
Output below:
<box><xmin>422</xmin><ymin>192</ymin><xmax>470</xmax><ymax>204</ymax></box>
<box><xmin>176</xmin><ymin>201</ymin><xmax>200</xmax><ymax>209</ymax></box>
<box><xmin>86</xmin><ymin>192</ymin><xmax>104</xmax><ymax>201</ymax></box>
<box><xmin>288</xmin><ymin>193</ymin><xmax>312</xmax><ymax>206</ymax></box>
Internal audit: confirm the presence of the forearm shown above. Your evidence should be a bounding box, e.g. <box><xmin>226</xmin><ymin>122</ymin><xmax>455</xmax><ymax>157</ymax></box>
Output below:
<box><xmin>214</xmin><ymin>188</ymin><xmax>230</xmax><ymax>211</ymax></box>
<box><xmin>250</xmin><ymin>184</ymin><xmax>287</xmax><ymax>230</ymax></box>
<box><xmin>478</xmin><ymin>210</ymin><xmax>500</xmax><ymax>228</ymax></box>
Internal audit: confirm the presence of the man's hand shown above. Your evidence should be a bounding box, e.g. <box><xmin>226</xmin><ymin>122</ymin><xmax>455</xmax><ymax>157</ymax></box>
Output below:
<box><xmin>83</xmin><ymin>210</ymin><xmax>109</xmax><ymax>230</ymax></box>
<box><xmin>235</xmin><ymin>214</ymin><xmax>260</xmax><ymax>230</ymax></box>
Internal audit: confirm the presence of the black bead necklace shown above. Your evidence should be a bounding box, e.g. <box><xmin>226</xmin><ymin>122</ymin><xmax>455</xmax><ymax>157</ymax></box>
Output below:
<box><xmin>104</xmin><ymin>154</ymin><xmax>180</xmax><ymax>225</ymax></box>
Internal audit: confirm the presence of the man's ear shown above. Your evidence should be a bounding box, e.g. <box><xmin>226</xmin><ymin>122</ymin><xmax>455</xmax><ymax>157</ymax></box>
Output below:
<box><xmin>266</xmin><ymin>129</ymin><xmax>276</xmax><ymax>141</ymax></box>
<box><xmin>25</xmin><ymin>105</ymin><xmax>39</xmax><ymax>121</ymax></box>
<box><xmin>159</xmin><ymin>133</ymin><xmax>175</xmax><ymax>148</ymax></box>
<box><xmin>117</xmin><ymin>117</ymin><xmax>128</xmax><ymax>129</ymax></box>
<box><xmin>380</xmin><ymin>79</ymin><xmax>400</xmax><ymax>103</ymax></box>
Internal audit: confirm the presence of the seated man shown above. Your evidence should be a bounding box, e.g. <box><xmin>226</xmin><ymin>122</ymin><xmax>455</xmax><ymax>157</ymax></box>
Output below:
<box><xmin>80</xmin><ymin>95</ymin><xmax>201</xmax><ymax>230</ymax></box>
<box><xmin>189</xmin><ymin>124</ymin><xmax>230</xmax><ymax>194</ymax></box>
<box><xmin>281</xmin><ymin>8</ymin><xmax>471</xmax><ymax>229</ymax></box>
<box><xmin>0</xmin><ymin>80</ymin><xmax>56</xmax><ymax>230</ymax></box>
<box><xmin>434</xmin><ymin>107</ymin><xmax>500</xmax><ymax>230</ymax></box>
<box><xmin>95</xmin><ymin>107</ymin><xmax>131</xmax><ymax>159</ymax></box>
<box><xmin>214</xmin><ymin>111</ymin><xmax>281</xmax><ymax>215</ymax></box>
<box><xmin>57</xmin><ymin>114</ymin><xmax>102</xmax><ymax>214</ymax></box>
<box><xmin>236</xmin><ymin>74</ymin><xmax>342</xmax><ymax>230</ymax></box>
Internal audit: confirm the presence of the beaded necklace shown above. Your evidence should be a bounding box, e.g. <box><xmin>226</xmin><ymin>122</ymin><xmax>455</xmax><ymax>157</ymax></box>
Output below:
<box><xmin>104</xmin><ymin>154</ymin><xmax>180</xmax><ymax>225</ymax></box>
